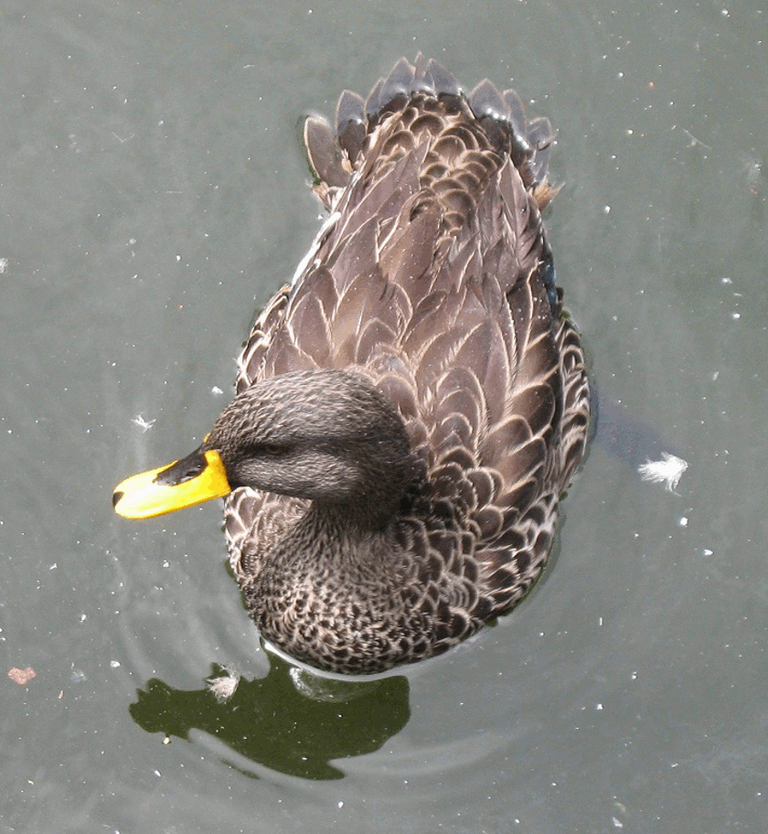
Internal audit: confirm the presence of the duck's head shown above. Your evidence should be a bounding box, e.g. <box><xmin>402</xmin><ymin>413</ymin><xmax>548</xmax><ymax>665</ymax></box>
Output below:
<box><xmin>113</xmin><ymin>370</ymin><xmax>413</xmax><ymax>523</ymax></box>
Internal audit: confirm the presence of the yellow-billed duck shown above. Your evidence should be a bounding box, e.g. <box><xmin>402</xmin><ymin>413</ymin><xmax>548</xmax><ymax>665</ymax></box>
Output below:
<box><xmin>114</xmin><ymin>57</ymin><xmax>590</xmax><ymax>674</ymax></box>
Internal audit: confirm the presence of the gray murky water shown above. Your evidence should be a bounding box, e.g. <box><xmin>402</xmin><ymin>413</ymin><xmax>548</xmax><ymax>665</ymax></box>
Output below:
<box><xmin>2</xmin><ymin>1</ymin><xmax>767</xmax><ymax>832</ymax></box>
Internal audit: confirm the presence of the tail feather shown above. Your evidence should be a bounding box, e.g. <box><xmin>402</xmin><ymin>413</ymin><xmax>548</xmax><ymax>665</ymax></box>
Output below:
<box><xmin>304</xmin><ymin>57</ymin><xmax>556</xmax><ymax>210</ymax></box>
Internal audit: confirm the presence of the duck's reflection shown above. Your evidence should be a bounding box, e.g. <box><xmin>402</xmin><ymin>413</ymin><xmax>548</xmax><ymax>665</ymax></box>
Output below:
<box><xmin>129</xmin><ymin>650</ymin><xmax>410</xmax><ymax>780</ymax></box>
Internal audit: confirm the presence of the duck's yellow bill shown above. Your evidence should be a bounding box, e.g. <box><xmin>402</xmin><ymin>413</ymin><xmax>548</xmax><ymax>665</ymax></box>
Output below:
<box><xmin>113</xmin><ymin>447</ymin><xmax>231</xmax><ymax>519</ymax></box>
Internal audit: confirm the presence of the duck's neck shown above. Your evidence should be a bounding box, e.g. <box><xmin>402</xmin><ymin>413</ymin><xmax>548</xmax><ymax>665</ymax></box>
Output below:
<box><xmin>292</xmin><ymin>499</ymin><xmax>397</xmax><ymax>566</ymax></box>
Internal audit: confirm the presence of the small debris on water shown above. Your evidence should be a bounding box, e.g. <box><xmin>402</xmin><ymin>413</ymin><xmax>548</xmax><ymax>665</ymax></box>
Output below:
<box><xmin>8</xmin><ymin>667</ymin><xmax>36</xmax><ymax>685</ymax></box>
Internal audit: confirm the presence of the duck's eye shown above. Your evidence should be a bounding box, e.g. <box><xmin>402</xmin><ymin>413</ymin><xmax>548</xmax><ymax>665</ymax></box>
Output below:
<box><xmin>246</xmin><ymin>442</ymin><xmax>287</xmax><ymax>458</ymax></box>
<box><xmin>262</xmin><ymin>444</ymin><xmax>286</xmax><ymax>456</ymax></box>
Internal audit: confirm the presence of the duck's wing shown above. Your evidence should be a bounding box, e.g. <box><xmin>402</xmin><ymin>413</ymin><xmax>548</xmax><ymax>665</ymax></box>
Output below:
<box><xmin>240</xmin><ymin>59</ymin><xmax>554</xmax><ymax>388</ymax></box>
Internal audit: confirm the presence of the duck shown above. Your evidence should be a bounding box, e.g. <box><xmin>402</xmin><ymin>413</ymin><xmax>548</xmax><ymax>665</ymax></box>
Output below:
<box><xmin>113</xmin><ymin>57</ymin><xmax>590</xmax><ymax>675</ymax></box>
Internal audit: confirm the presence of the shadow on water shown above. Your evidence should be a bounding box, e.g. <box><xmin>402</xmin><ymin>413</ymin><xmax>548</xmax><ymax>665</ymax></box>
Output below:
<box><xmin>129</xmin><ymin>651</ymin><xmax>410</xmax><ymax>780</ymax></box>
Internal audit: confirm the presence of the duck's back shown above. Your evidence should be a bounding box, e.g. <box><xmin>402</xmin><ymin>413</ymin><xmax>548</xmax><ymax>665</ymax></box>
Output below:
<box><xmin>227</xmin><ymin>58</ymin><xmax>590</xmax><ymax>665</ymax></box>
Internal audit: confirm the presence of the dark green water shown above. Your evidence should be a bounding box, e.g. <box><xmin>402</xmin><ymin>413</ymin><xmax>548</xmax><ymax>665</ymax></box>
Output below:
<box><xmin>2</xmin><ymin>1</ymin><xmax>766</xmax><ymax>832</ymax></box>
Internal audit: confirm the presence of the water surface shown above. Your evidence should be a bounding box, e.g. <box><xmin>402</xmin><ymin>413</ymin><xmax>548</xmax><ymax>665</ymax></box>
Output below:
<box><xmin>2</xmin><ymin>1</ymin><xmax>766</xmax><ymax>832</ymax></box>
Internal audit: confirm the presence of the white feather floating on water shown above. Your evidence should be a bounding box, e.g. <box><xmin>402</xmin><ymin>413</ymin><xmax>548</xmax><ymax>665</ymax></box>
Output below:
<box><xmin>132</xmin><ymin>414</ymin><xmax>156</xmax><ymax>432</ymax></box>
<box><xmin>638</xmin><ymin>452</ymin><xmax>688</xmax><ymax>493</ymax></box>
<box><xmin>206</xmin><ymin>666</ymin><xmax>241</xmax><ymax>703</ymax></box>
